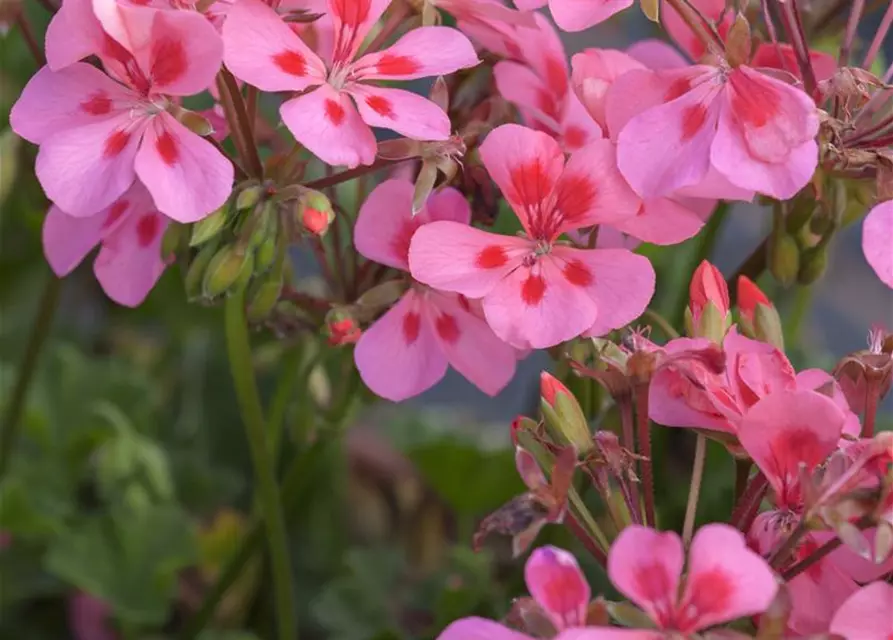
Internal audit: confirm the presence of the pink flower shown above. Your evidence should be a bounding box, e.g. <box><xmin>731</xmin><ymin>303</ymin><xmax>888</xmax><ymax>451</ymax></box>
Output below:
<box><xmin>689</xmin><ymin>259</ymin><xmax>729</xmax><ymax>322</ymax></box>
<box><xmin>829</xmin><ymin>582</ymin><xmax>893</xmax><ymax>639</ymax></box>
<box><xmin>494</xmin><ymin>15</ymin><xmax>602</xmax><ymax>152</ymax></box>
<box><xmin>43</xmin><ymin>182</ymin><xmax>169</xmax><ymax>307</ymax></box>
<box><xmin>68</xmin><ymin>592</ymin><xmax>117</xmax><ymax>640</ymax></box>
<box><xmin>222</xmin><ymin>0</ymin><xmax>479</xmax><ymax>168</ymax></box>
<box><xmin>613</xmin><ymin>62</ymin><xmax>820</xmax><ymax>200</ymax></box>
<box><xmin>409</xmin><ymin>124</ymin><xmax>654</xmax><ymax>349</ymax></box>
<box><xmin>513</xmin><ymin>0</ymin><xmax>633</xmax><ymax>33</ymax></box>
<box><xmin>607</xmin><ymin>524</ymin><xmax>778</xmax><ymax>634</ymax></box>
<box><xmin>862</xmin><ymin>200</ymin><xmax>893</xmax><ymax>288</ymax></box>
<box><xmin>353</xmin><ymin>179</ymin><xmax>516</xmax><ymax>401</ymax></box>
<box><xmin>11</xmin><ymin>1</ymin><xmax>231</xmax><ymax>221</ymax></box>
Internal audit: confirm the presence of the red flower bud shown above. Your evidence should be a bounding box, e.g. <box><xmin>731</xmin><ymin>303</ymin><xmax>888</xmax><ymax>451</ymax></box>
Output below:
<box><xmin>737</xmin><ymin>275</ymin><xmax>771</xmax><ymax>323</ymax></box>
<box><xmin>689</xmin><ymin>260</ymin><xmax>730</xmax><ymax>318</ymax></box>
<box><xmin>540</xmin><ymin>371</ymin><xmax>571</xmax><ymax>407</ymax></box>
<box><xmin>302</xmin><ymin>207</ymin><xmax>331</xmax><ymax>235</ymax></box>
<box><xmin>327</xmin><ymin>317</ymin><xmax>361</xmax><ymax>346</ymax></box>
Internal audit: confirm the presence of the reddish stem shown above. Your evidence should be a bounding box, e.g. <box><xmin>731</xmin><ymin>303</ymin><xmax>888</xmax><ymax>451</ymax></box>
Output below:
<box><xmin>566</xmin><ymin>511</ymin><xmax>609</xmax><ymax>566</ymax></box>
<box><xmin>839</xmin><ymin>0</ymin><xmax>865</xmax><ymax>65</ymax></box>
<box><xmin>305</xmin><ymin>157</ymin><xmax>404</xmax><ymax>190</ymax></box>
<box><xmin>634</xmin><ymin>384</ymin><xmax>656</xmax><ymax>527</ymax></box>
<box><xmin>731</xmin><ymin>471</ymin><xmax>768</xmax><ymax>530</ymax></box>
<box><xmin>618</xmin><ymin>395</ymin><xmax>642</xmax><ymax>525</ymax></box>
<box><xmin>863</xmin><ymin>2</ymin><xmax>893</xmax><ymax>71</ymax></box>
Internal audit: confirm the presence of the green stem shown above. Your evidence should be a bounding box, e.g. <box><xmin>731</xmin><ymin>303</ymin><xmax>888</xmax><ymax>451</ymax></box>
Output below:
<box><xmin>0</xmin><ymin>275</ymin><xmax>61</xmax><ymax>482</ymax></box>
<box><xmin>267</xmin><ymin>344</ymin><xmax>305</xmax><ymax>460</ymax></box>
<box><xmin>224</xmin><ymin>292</ymin><xmax>296</xmax><ymax>640</ymax></box>
<box><xmin>682</xmin><ymin>434</ymin><xmax>707</xmax><ymax>546</ymax></box>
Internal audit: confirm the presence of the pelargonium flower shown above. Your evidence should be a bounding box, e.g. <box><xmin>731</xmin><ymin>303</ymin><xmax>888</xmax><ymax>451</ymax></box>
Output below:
<box><xmin>43</xmin><ymin>182</ymin><xmax>169</xmax><ymax>307</ymax></box>
<box><xmin>11</xmin><ymin>1</ymin><xmax>232</xmax><ymax>222</ymax></box>
<box><xmin>607</xmin><ymin>524</ymin><xmax>778</xmax><ymax>635</ymax></box>
<box><xmin>829</xmin><ymin>582</ymin><xmax>893</xmax><ymax>639</ymax></box>
<box><xmin>409</xmin><ymin>124</ymin><xmax>654</xmax><ymax>349</ymax></box>
<box><xmin>222</xmin><ymin>0</ymin><xmax>479</xmax><ymax>168</ymax></box>
<box><xmin>353</xmin><ymin>179</ymin><xmax>516</xmax><ymax>401</ymax></box>
<box><xmin>513</xmin><ymin>0</ymin><xmax>633</xmax><ymax>33</ymax></box>
<box><xmin>862</xmin><ymin>200</ymin><xmax>893</xmax><ymax>288</ymax></box>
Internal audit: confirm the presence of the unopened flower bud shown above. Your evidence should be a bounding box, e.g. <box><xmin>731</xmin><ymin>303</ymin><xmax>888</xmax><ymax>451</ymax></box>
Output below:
<box><xmin>297</xmin><ymin>189</ymin><xmax>334</xmax><ymax>236</ymax></box>
<box><xmin>737</xmin><ymin>276</ymin><xmax>784</xmax><ymax>350</ymax></box>
<box><xmin>725</xmin><ymin>14</ymin><xmax>752</xmax><ymax>67</ymax></box>
<box><xmin>190</xmin><ymin>206</ymin><xmax>228</xmax><ymax>247</ymax></box>
<box><xmin>797</xmin><ymin>245</ymin><xmax>828</xmax><ymax>284</ymax></box>
<box><xmin>687</xmin><ymin>260</ymin><xmax>730</xmax><ymax>341</ymax></box>
<box><xmin>169</xmin><ymin>104</ymin><xmax>213</xmax><ymax>137</ymax></box>
<box><xmin>325</xmin><ymin>309</ymin><xmax>361</xmax><ymax>346</ymax></box>
<box><xmin>769</xmin><ymin>231</ymin><xmax>800</xmax><ymax>287</ymax></box>
<box><xmin>160</xmin><ymin>221</ymin><xmax>186</xmax><ymax>259</ymax></box>
<box><xmin>511</xmin><ymin>415</ymin><xmax>539</xmax><ymax>447</ymax></box>
<box><xmin>245</xmin><ymin>271</ymin><xmax>283</xmax><ymax>323</ymax></box>
<box><xmin>540</xmin><ymin>372</ymin><xmax>592</xmax><ymax>454</ymax></box>
<box><xmin>236</xmin><ymin>184</ymin><xmax>264</xmax><ymax>211</ymax></box>
<box><xmin>185</xmin><ymin>242</ymin><xmax>219</xmax><ymax>301</ymax></box>
<box><xmin>203</xmin><ymin>246</ymin><xmax>252</xmax><ymax>298</ymax></box>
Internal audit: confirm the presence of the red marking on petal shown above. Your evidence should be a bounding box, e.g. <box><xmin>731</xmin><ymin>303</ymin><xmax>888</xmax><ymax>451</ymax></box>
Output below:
<box><xmin>136</xmin><ymin>213</ymin><xmax>161</xmax><ymax>247</ymax></box>
<box><xmin>325</xmin><ymin>98</ymin><xmax>346</xmax><ymax>126</ymax></box>
<box><xmin>508</xmin><ymin>160</ymin><xmax>553</xmax><ymax>209</ymax></box>
<box><xmin>563</xmin><ymin>125</ymin><xmax>587</xmax><ymax>150</ymax></box>
<box><xmin>103</xmin><ymin>130</ymin><xmax>130</xmax><ymax>158</ymax></box>
<box><xmin>332</xmin><ymin>0</ymin><xmax>371</xmax><ymax>26</ymax></box>
<box><xmin>102</xmin><ymin>33</ymin><xmax>132</xmax><ymax>65</ymax></box>
<box><xmin>457</xmin><ymin>294</ymin><xmax>471</xmax><ymax>312</ymax></box>
<box><xmin>793</xmin><ymin>539</ymin><xmax>824</xmax><ymax>580</ymax></box>
<box><xmin>536</xmin><ymin>89</ymin><xmax>561</xmax><ymax>122</ymax></box>
<box><xmin>677</xmin><ymin>569</ymin><xmax>734</xmax><ymax>632</ymax></box>
<box><xmin>156</xmin><ymin>131</ymin><xmax>179</xmax><ymax>166</ymax></box>
<box><xmin>150</xmin><ymin>36</ymin><xmax>187</xmax><ymax>87</ymax></box>
<box><xmin>130</xmin><ymin>0</ymin><xmax>151</xmax><ymax>5</ymax></box>
<box><xmin>664</xmin><ymin>77</ymin><xmax>692</xmax><ymax>102</ymax></box>
<box><xmin>475</xmin><ymin>245</ymin><xmax>509</xmax><ymax>269</ymax></box>
<box><xmin>633</xmin><ymin>562</ymin><xmax>676</xmax><ymax>626</ymax></box>
<box><xmin>365</xmin><ymin>94</ymin><xmax>394</xmax><ymax>117</ymax></box>
<box><xmin>402</xmin><ymin>311</ymin><xmax>421</xmax><ymax>344</ymax></box>
<box><xmin>391</xmin><ymin>220</ymin><xmax>419</xmax><ymax>263</ymax></box>
<box><xmin>436</xmin><ymin>313</ymin><xmax>460</xmax><ymax>343</ymax></box>
<box><xmin>504</xmin><ymin>38</ymin><xmax>522</xmax><ymax>59</ymax></box>
<box><xmin>681</xmin><ymin>103</ymin><xmax>708</xmax><ymax>141</ymax></box>
<box><xmin>521</xmin><ymin>273</ymin><xmax>546</xmax><ymax>306</ymax></box>
<box><xmin>374</xmin><ymin>53</ymin><xmax>421</xmax><ymax>76</ymax></box>
<box><xmin>545</xmin><ymin>56</ymin><xmax>568</xmax><ymax>97</ymax></box>
<box><xmin>563</xmin><ymin>259</ymin><xmax>593</xmax><ymax>287</ymax></box>
<box><xmin>555</xmin><ymin>173</ymin><xmax>597</xmax><ymax>227</ymax></box>
<box><xmin>102</xmin><ymin>200</ymin><xmax>129</xmax><ymax>229</ymax></box>
<box><xmin>273</xmin><ymin>50</ymin><xmax>307</xmax><ymax>76</ymax></box>
<box><xmin>729</xmin><ymin>70</ymin><xmax>781</xmax><ymax>128</ymax></box>
<box><xmin>81</xmin><ymin>92</ymin><xmax>112</xmax><ymax>115</ymax></box>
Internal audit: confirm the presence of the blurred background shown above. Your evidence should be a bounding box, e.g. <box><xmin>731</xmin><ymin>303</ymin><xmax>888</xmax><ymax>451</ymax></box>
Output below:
<box><xmin>1</xmin><ymin>2</ymin><xmax>891</xmax><ymax>639</ymax></box>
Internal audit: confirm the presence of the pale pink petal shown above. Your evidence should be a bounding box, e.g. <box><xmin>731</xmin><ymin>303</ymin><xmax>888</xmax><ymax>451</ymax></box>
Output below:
<box><xmin>42</xmin><ymin>206</ymin><xmax>106</xmax><ymax>276</ymax></box>
<box><xmin>35</xmin><ymin>112</ymin><xmax>145</xmax><ymax>217</ymax></box>
<box><xmin>673</xmin><ymin>165</ymin><xmax>755</xmax><ymax>202</ymax></box>
<box><xmin>549</xmin><ymin>0</ymin><xmax>634</xmax><ymax>32</ymax></box>
<box><xmin>829</xmin><ymin>582</ymin><xmax>893</xmax><ymax>639</ymax></box>
<box><xmin>134</xmin><ymin>113</ymin><xmax>233</xmax><ymax>222</ymax></box>
<box><xmin>555</xmin><ymin>631</ymin><xmax>660</xmax><ymax>640</ymax></box>
<box><xmin>537</xmin><ymin>246</ymin><xmax>654</xmax><ymax>336</ymax></box>
<box><xmin>350</xmin><ymin>26</ymin><xmax>479</xmax><ymax>81</ymax></box>
<box><xmin>478</xmin><ymin>124</ymin><xmax>565</xmax><ymax>238</ymax></box>
<box><xmin>648</xmin><ymin>367</ymin><xmax>732</xmax><ymax>431</ymax></box>
<box><xmin>513</xmin><ymin>0</ymin><xmax>546</xmax><ymax>8</ymax></box>
<box><xmin>607</xmin><ymin>525</ymin><xmax>684</xmax><ymax>623</ymax></box>
<box><xmin>863</xmin><ymin>200</ymin><xmax>893</xmax><ymax>288</ymax></box>
<box><xmin>571</xmin><ymin>48</ymin><xmax>645</xmax><ymax>127</ymax></box>
<box><xmin>348</xmin><ymin>84</ymin><xmax>451</xmax><ymax>141</ymax></box>
<box><xmin>625</xmin><ymin>39</ymin><xmax>689</xmax><ymax>70</ymax></box>
<box><xmin>737</xmin><ymin>390</ymin><xmax>845</xmax><ymax>508</ymax></box>
<box><xmin>617</xmin><ymin>72</ymin><xmax>723</xmax><ymax>197</ymax></box>
<box><xmin>559</xmin><ymin>90</ymin><xmax>604</xmax><ymax>151</ymax></box>
<box><xmin>409</xmin><ymin>221</ymin><xmax>531</xmax><ymax>298</ymax></box>
<box><xmin>425</xmin><ymin>187</ymin><xmax>472</xmax><ymax>225</ymax></box>
<box><xmin>525</xmin><ymin>546</ymin><xmax>590</xmax><ymax>629</ymax></box>
<box><xmin>10</xmin><ymin>63</ymin><xmax>134</xmax><ymax>145</ymax></box>
<box><xmin>94</xmin><ymin>187</ymin><xmax>168</xmax><ymax>307</ymax></box>
<box><xmin>481</xmin><ymin>258</ymin><xmax>599</xmax><ymax>349</ymax></box>
<box><xmin>612</xmin><ymin>197</ymin><xmax>705</xmax><ymax>245</ymax></box>
<box><xmin>280</xmin><ymin>84</ymin><xmax>377</xmax><ymax>168</ymax></box>
<box><xmin>829</xmin><ymin>532</ymin><xmax>893</xmax><ymax>583</ymax></box>
<box><xmin>222</xmin><ymin>0</ymin><xmax>326</xmax><ymax>92</ymax></box>
<box><xmin>680</xmin><ymin>524</ymin><xmax>778</xmax><ymax>631</ymax></box>
<box><xmin>660</xmin><ymin>0</ymin><xmax>726</xmax><ymax>61</ymax></box>
<box><xmin>795</xmin><ymin>369</ymin><xmax>861</xmax><ymax>438</ymax></box>
<box><xmin>787</xmin><ymin>548</ymin><xmax>859</xmax><ymax>636</ymax></box>
<box><xmin>724</xmin><ymin>327</ymin><xmax>796</xmax><ymax>407</ymax></box>
<box><xmin>524</xmin><ymin>13</ymin><xmax>569</xmax><ymax>99</ymax></box>
<box><xmin>328</xmin><ymin>0</ymin><xmax>391</xmax><ymax>65</ymax></box>
<box><xmin>427</xmin><ymin>291</ymin><xmax>516</xmax><ymax>396</ymax></box>
<box><xmin>494</xmin><ymin>60</ymin><xmax>562</xmax><ymax>128</ymax></box>
<box><xmin>436</xmin><ymin>617</ymin><xmax>533</xmax><ymax>640</ymax></box>
<box><xmin>45</xmin><ymin>0</ymin><xmax>106</xmax><ymax>70</ymax></box>
<box><xmin>354</xmin><ymin>290</ymin><xmax>449</xmax><ymax>401</ymax></box>
<box><xmin>141</xmin><ymin>7</ymin><xmax>223</xmax><ymax>95</ymax></box>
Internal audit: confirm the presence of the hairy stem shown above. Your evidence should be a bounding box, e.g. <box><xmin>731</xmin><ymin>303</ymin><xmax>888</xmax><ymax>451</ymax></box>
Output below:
<box><xmin>731</xmin><ymin>471</ymin><xmax>768</xmax><ymax>530</ymax></box>
<box><xmin>864</xmin><ymin>2</ymin><xmax>893</xmax><ymax>72</ymax></box>
<box><xmin>305</xmin><ymin>157</ymin><xmax>405</xmax><ymax>190</ymax></box>
<box><xmin>683</xmin><ymin>434</ymin><xmax>707</xmax><ymax>546</ymax></box>
<box><xmin>839</xmin><ymin>0</ymin><xmax>865</xmax><ymax>65</ymax></box>
<box><xmin>768</xmin><ymin>519</ymin><xmax>808</xmax><ymax>569</ymax></box>
<box><xmin>217</xmin><ymin>70</ymin><xmax>264</xmax><ymax>179</ymax></box>
<box><xmin>862</xmin><ymin>378</ymin><xmax>878</xmax><ymax>438</ymax></box>
<box><xmin>224</xmin><ymin>292</ymin><xmax>296</xmax><ymax>640</ymax></box>
<box><xmin>618</xmin><ymin>395</ymin><xmax>642</xmax><ymax>525</ymax></box>
<box><xmin>634</xmin><ymin>384</ymin><xmax>656</xmax><ymax>527</ymax></box>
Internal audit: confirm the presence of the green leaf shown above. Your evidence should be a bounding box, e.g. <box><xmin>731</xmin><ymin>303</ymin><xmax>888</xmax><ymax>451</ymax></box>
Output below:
<box><xmin>44</xmin><ymin>505</ymin><xmax>197</xmax><ymax>625</ymax></box>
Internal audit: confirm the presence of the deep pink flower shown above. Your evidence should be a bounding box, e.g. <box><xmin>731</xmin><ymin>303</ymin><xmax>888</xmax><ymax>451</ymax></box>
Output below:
<box><xmin>11</xmin><ymin>0</ymin><xmax>231</xmax><ymax>221</ymax></box>
<box><xmin>409</xmin><ymin>124</ymin><xmax>654</xmax><ymax>349</ymax></box>
<box><xmin>512</xmin><ymin>0</ymin><xmax>633</xmax><ymax>32</ymax></box>
<box><xmin>830</xmin><ymin>582</ymin><xmax>893</xmax><ymax>639</ymax></box>
<box><xmin>863</xmin><ymin>200</ymin><xmax>893</xmax><ymax>288</ymax></box>
<box><xmin>607</xmin><ymin>524</ymin><xmax>778</xmax><ymax>634</ymax></box>
<box><xmin>353</xmin><ymin>179</ymin><xmax>516</xmax><ymax>401</ymax></box>
<box><xmin>689</xmin><ymin>259</ymin><xmax>730</xmax><ymax>322</ymax></box>
<box><xmin>222</xmin><ymin>0</ymin><xmax>479</xmax><ymax>168</ymax></box>
<box><xmin>43</xmin><ymin>182</ymin><xmax>169</xmax><ymax>307</ymax></box>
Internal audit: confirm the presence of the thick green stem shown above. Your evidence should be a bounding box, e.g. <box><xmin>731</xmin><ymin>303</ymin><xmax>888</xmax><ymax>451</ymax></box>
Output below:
<box><xmin>682</xmin><ymin>434</ymin><xmax>707</xmax><ymax>546</ymax></box>
<box><xmin>224</xmin><ymin>292</ymin><xmax>296</xmax><ymax>640</ymax></box>
<box><xmin>0</xmin><ymin>275</ymin><xmax>61</xmax><ymax>482</ymax></box>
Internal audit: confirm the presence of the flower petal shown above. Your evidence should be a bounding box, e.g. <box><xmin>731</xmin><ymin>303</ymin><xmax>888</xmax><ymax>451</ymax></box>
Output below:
<box><xmin>222</xmin><ymin>0</ymin><xmax>326</xmax><ymax>93</ymax></box>
<box><xmin>42</xmin><ymin>206</ymin><xmax>106</xmax><ymax>276</ymax></box>
<box><xmin>134</xmin><ymin>112</ymin><xmax>233</xmax><ymax>222</ymax></box>
<box><xmin>10</xmin><ymin>63</ymin><xmax>133</xmax><ymax>145</ymax></box>
<box><xmin>427</xmin><ymin>291</ymin><xmax>517</xmax><ymax>396</ymax></box>
<box><xmin>328</xmin><ymin>0</ymin><xmax>391</xmax><ymax>65</ymax></box>
<box><xmin>625</xmin><ymin>39</ymin><xmax>689</xmax><ymax>70</ymax></box>
<box><xmin>571</xmin><ymin>47</ymin><xmax>645</xmax><ymax>129</ymax></box>
<box><xmin>549</xmin><ymin>0</ymin><xmax>634</xmax><ymax>32</ymax></box>
<box><xmin>348</xmin><ymin>84</ymin><xmax>451</xmax><ymax>141</ymax></box>
<box><xmin>525</xmin><ymin>546</ymin><xmax>590</xmax><ymax>629</ymax></box>
<box><xmin>481</xmin><ymin>258</ymin><xmax>599</xmax><ymax>349</ymax></box>
<box><xmin>350</xmin><ymin>26</ymin><xmax>479</xmax><ymax>81</ymax></box>
<box><xmin>409</xmin><ymin>221</ymin><xmax>530</xmax><ymax>298</ymax></box>
<box><xmin>559</xmin><ymin>90</ymin><xmax>604</xmax><ymax>151</ymax></box>
<box><xmin>45</xmin><ymin>0</ymin><xmax>106</xmax><ymax>70</ymax></box>
<box><xmin>494</xmin><ymin>60</ymin><xmax>562</xmax><ymax>128</ymax></box>
<box><xmin>738</xmin><ymin>390</ymin><xmax>845</xmax><ymax>507</ymax></box>
<box><xmin>436</xmin><ymin>617</ymin><xmax>533</xmax><ymax>640</ymax></box>
<box><xmin>679</xmin><ymin>524</ymin><xmax>778</xmax><ymax>631</ymax></box>
<box><xmin>660</xmin><ymin>0</ymin><xmax>726</xmax><ymax>61</ymax></box>
<box><xmin>35</xmin><ymin>111</ymin><xmax>144</xmax><ymax>217</ymax></box>
<box><xmin>426</xmin><ymin>186</ymin><xmax>472</xmax><ymax>225</ymax></box>
<box><xmin>863</xmin><ymin>200</ymin><xmax>893</xmax><ymax>288</ymax></box>
<box><xmin>354</xmin><ymin>290</ymin><xmax>448</xmax><ymax>401</ymax></box>
<box><xmin>829</xmin><ymin>582</ymin><xmax>893</xmax><ymax>639</ymax></box>
<box><xmin>607</xmin><ymin>525</ymin><xmax>684</xmax><ymax>623</ymax></box>
<box><xmin>612</xmin><ymin>197</ymin><xmax>705</xmax><ymax>245</ymax></box>
<box><xmin>787</xmin><ymin>547</ymin><xmax>858</xmax><ymax>636</ymax></box>
<box><xmin>280</xmin><ymin>84</ymin><xmax>377</xmax><ymax>168</ymax></box>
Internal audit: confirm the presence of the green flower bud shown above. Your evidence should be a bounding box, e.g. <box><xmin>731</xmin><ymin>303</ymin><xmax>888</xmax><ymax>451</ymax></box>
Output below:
<box><xmin>203</xmin><ymin>246</ymin><xmax>252</xmax><ymax>298</ymax></box>
<box><xmin>246</xmin><ymin>272</ymin><xmax>283</xmax><ymax>323</ymax></box>
<box><xmin>236</xmin><ymin>184</ymin><xmax>264</xmax><ymax>211</ymax></box>
<box><xmin>161</xmin><ymin>221</ymin><xmax>187</xmax><ymax>259</ymax></box>
<box><xmin>798</xmin><ymin>246</ymin><xmax>828</xmax><ymax>284</ymax></box>
<box><xmin>297</xmin><ymin>189</ymin><xmax>335</xmax><ymax>236</ymax></box>
<box><xmin>753</xmin><ymin>302</ymin><xmax>785</xmax><ymax>351</ymax></box>
<box><xmin>185</xmin><ymin>241</ymin><xmax>219</xmax><ymax>301</ymax></box>
<box><xmin>540</xmin><ymin>372</ymin><xmax>592</xmax><ymax>454</ymax></box>
<box><xmin>769</xmin><ymin>232</ymin><xmax>800</xmax><ymax>287</ymax></box>
<box><xmin>190</xmin><ymin>206</ymin><xmax>228</xmax><ymax>247</ymax></box>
